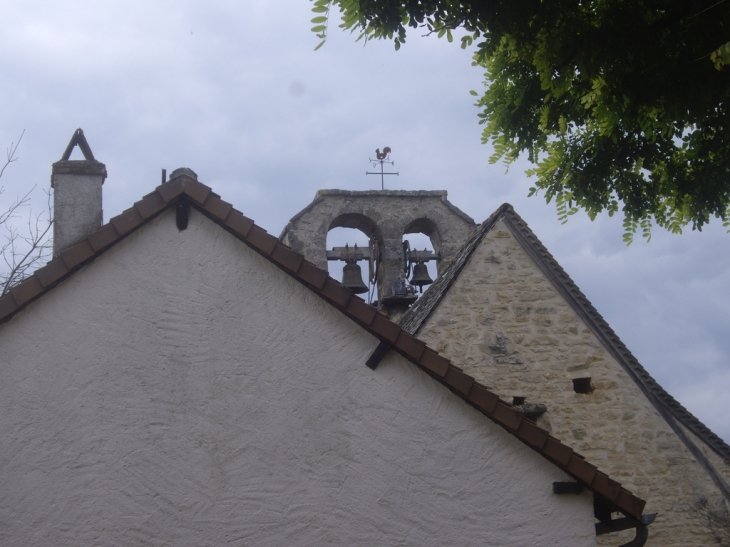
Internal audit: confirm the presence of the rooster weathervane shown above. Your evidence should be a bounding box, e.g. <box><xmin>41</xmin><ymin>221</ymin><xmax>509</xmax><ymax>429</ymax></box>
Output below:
<box><xmin>366</xmin><ymin>146</ymin><xmax>399</xmax><ymax>190</ymax></box>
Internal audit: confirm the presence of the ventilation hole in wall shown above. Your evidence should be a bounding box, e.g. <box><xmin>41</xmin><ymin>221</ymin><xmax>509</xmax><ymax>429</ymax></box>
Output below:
<box><xmin>512</xmin><ymin>396</ymin><xmax>526</xmax><ymax>406</ymax></box>
<box><xmin>572</xmin><ymin>377</ymin><xmax>594</xmax><ymax>394</ymax></box>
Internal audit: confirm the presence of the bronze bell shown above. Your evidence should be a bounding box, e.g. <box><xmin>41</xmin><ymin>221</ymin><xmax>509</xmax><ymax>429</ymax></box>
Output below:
<box><xmin>410</xmin><ymin>261</ymin><xmax>433</xmax><ymax>292</ymax></box>
<box><xmin>342</xmin><ymin>261</ymin><xmax>369</xmax><ymax>294</ymax></box>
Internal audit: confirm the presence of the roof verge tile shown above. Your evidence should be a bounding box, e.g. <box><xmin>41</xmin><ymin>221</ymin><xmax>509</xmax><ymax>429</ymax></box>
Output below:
<box><xmin>87</xmin><ymin>224</ymin><xmax>120</xmax><ymax>253</ymax></box>
<box><xmin>543</xmin><ymin>437</ymin><xmax>573</xmax><ymax>466</ymax></box>
<box><xmin>491</xmin><ymin>401</ymin><xmax>523</xmax><ymax>430</ymax></box>
<box><xmin>467</xmin><ymin>383</ymin><xmax>500</xmax><ymax>412</ymax></box>
<box><xmin>202</xmin><ymin>194</ymin><xmax>233</xmax><ymax>221</ymax></box>
<box><xmin>370</xmin><ymin>314</ymin><xmax>401</xmax><ymax>344</ymax></box>
<box><xmin>61</xmin><ymin>241</ymin><xmax>95</xmax><ymax>269</ymax></box>
<box><xmin>444</xmin><ymin>366</ymin><xmax>474</xmax><ymax>395</ymax></box>
<box><xmin>34</xmin><ymin>258</ymin><xmax>70</xmax><ymax>288</ymax></box>
<box><xmin>394</xmin><ymin>331</ymin><xmax>426</xmax><ymax>360</ymax></box>
<box><xmin>134</xmin><ymin>192</ymin><xmax>167</xmax><ymax>220</ymax></box>
<box><xmin>0</xmin><ymin>294</ymin><xmax>19</xmax><ymax>320</ymax></box>
<box><xmin>246</xmin><ymin>225</ymin><xmax>278</xmax><ymax>255</ymax></box>
<box><xmin>224</xmin><ymin>210</ymin><xmax>254</xmax><ymax>237</ymax></box>
<box><xmin>182</xmin><ymin>179</ymin><xmax>212</xmax><ymax>204</ymax></box>
<box><xmin>419</xmin><ymin>348</ymin><xmax>450</xmax><ymax>377</ymax></box>
<box><xmin>9</xmin><ymin>276</ymin><xmax>44</xmax><ymax>306</ymax></box>
<box><xmin>270</xmin><ymin>244</ymin><xmax>304</xmax><ymax>273</ymax></box>
<box><xmin>157</xmin><ymin>179</ymin><xmax>184</xmax><ymax>202</ymax></box>
<box><xmin>345</xmin><ymin>297</ymin><xmax>377</xmax><ymax>326</ymax></box>
<box><xmin>111</xmin><ymin>207</ymin><xmax>144</xmax><ymax>236</ymax></box>
<box><xmin>516</xmin><ymin>418</ymin><xmax>550</xmax><ymax>449</ymax></box>
<box><xmin>321</xmin><ymin>278</ymin><xmax>351</xmax><ymax>308</ymax></box>
<box><xmin>297</xmin><ymin>260</ymin><xmax>329</xmax><ymax>290</ymax></box>
<box><xmin>567</xmin><ymin>454</ymin><xmax>598</xmax><ymax>484</ymax></box>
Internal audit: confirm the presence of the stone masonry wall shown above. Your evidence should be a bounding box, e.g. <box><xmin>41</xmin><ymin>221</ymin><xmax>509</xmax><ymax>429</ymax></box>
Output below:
<box><xmin>415</xmin><ymin>218</ymin><xmax>730</xmax><ymax>546</ymax></box>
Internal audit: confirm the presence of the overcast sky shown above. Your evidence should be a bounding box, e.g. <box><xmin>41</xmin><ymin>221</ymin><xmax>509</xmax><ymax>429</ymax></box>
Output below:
<box><xmin>2</xmin><ymin>1</ymin><xmax>729</xmax><ymax>443</ymax></box>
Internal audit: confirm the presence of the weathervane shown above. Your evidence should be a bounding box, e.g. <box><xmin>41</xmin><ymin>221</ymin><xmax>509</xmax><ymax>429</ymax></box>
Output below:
<box><xmin>366</xmin><ymin>147</ymin><xmax>399</xmax><ymax>190</ymax></box>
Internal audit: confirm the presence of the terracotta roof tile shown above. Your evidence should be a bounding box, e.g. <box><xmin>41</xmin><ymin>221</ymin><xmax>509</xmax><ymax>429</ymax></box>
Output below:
<box><xmin>443</xmin><ymin>366</ymin><xmax>474</xmax><ymax>395</ymax></box>
<box><xmin>111</xmin><ymin>207</ymin><xmax>144</xmax><ymax>236</ymax></box>
<box><xmin>0</xmin><ymin>179</ymin><xmax>647</xmax><ymax>519</ymax></box>
<box><xmin>87</xmin><ymin>223</ymin><xmax>120</xmax><ymax>253</ymax></box>
<box><xmin>616</xmin><ymin>488</ymin><xmax>646</xmax><ymax>518</ymax></box>
<box><xmin>468</xmin><ymin>383</ymin><xmax>500</xmax><ymax>413</ymax></box>
<box><xmin>224</xmin><ymin>210</ymin><xmax>254</xmax><ymax>237</ymax></box>
<box><xmin>516</xmin><ymin>418</ymin><xmax>550</xmax><ymax>449</ymax></box>
<box><xmin>134</xmin><ymin>192</ymin><xmax>167</xmax><ymax>220</ymax></box>
<box><xmin>157</xmin><ymin>178</ymin><xmax>185</xmax><ymax>202</ymax></box>
<box><xmin>61</xmin><ymin>241</ymin><xmax>95</xmax><ymax>269</ymax></box>
<box><xmin>394</xmin><ymin>331</ymin><xmax>426</xmax><ymax>360</ymax></box>
<box><xmin>9</xmin><ymin>275</ymin><xmax>44</xmax><ymax>306</ymax></box>
<box><xmin>419</xmin><ymin>348</ymin><xmax>450</xmax><ymax>377</ymax></box>
<box><xmin>543</xmin><ymin>437</ymin><xmax>574</xmax><ymax>467</ymax></box>
<box><xmin>320</xmin><ymin>278</ymin><xmax>352</xmax><ymax>308</ymax></box>
<box><xmin>34</xmin><ymin>258</ymin><xmax>70</xmax><ymax>288</ymax></box>
<box><xmin>0</xmin><ymin>294</ymin><xmax>18</xmax><ymax>318</ymax></box>
<box><xmin>182</xmin><ymin>179</ymin><xmax>212</xmax><ymax>204</ymax></box>
<box><xmin>201</xmin><ymin>193</ymin><xmax>233</xmax><ymax>221</ymax></box>
<box><xmin>567</xmin><ymin>454</ymin><xmax>598</xmax><ymax>484</ymax></box>
<box><xmin>346</xmin><ymin>297</ymin><xmax>378</xmax><ymax>326</ymax></box>
<box><xmin>591</xmin><ymin>471</ymin><xmax>621</xmax><ymax>502</ymax></box>
<box><xmin>370</xmin><ymin>314</ymin><xmax>401</xmax><ymax>344</ymax></box>
<box><xmin>297</xmin><ymin>260</ymin><xmax>328</xmax><ymax>290</ymax></box>
<box><xmin>491</xmin><ymin>401</ymin><xmax>523</xmax><ymax>430</ymax></box>
<box><xmin>270</xmin><ymin>243</ymin><xmax>304</xmax><ymax>273</ymax></box>
<box><xmin>246</xmin><ymin>225</ymin><xmax>278</xmax><ymax>255</ymax></box>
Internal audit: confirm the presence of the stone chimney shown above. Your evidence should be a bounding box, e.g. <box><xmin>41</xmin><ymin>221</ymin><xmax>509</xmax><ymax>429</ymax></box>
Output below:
<box><xmin>51</xmin><ymin>129</ymin><xmax>107</xmax><ymax>258</ymax></box>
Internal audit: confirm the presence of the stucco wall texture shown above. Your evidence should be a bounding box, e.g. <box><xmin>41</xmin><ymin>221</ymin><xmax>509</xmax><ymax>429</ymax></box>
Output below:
<box><xmin>0</xmin><ymin>209</ymin><xmax>594</xmax><ymax>546</ymax></box>
<box><xmin>415</xmin><ymin>218</ymin><xmax>730</xmax><ymax>546</ymax></box>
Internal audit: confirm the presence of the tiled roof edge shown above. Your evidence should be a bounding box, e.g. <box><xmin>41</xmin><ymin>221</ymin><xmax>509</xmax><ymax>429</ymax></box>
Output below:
<box><xmin>498</xmin><ymin>207</ymin><xmax>730</xmax><ymax>470</ymax></box>
<box><xmin>0</xmin><ymin>181</ymin><xmax>646</xmax><ymax>518</ymax></box>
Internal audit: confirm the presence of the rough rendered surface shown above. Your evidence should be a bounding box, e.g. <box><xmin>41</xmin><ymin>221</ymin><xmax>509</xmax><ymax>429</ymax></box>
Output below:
<box><xmin>51</xmin><ymin>171</ymin><xmax>104</xmax><ymax>258</ymax></box>
<box><xmin>0</xmin><ymin>209</ymin><xmax>594</xmax><ymax>546</ymax></box>
<box><xmin>415</xmin><ymin>217</ymin><xmax>730</xmax><ymax>546</ymax></box>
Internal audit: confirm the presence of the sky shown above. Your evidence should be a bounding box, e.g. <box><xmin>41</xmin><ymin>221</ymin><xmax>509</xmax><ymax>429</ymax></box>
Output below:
<box><xmin>1</xmin><ymin>1</ymin><xmax>729</xmax><ymax>443</ymax></box>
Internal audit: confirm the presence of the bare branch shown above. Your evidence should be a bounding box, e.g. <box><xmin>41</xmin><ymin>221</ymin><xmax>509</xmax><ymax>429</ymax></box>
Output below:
<box><xmin>0</xmin><ymin>131</ymin><xmax>54</xmax><ymax>296</ymax></box>
<box><xmin>0</xmin><ymin>129</ymin><xmax>24</xmax><ymax>180</ymax></box>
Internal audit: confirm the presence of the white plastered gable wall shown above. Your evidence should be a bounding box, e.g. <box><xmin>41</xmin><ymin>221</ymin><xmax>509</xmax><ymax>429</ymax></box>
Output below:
<box><xmin>0</xmin><ymin>207</ymin><xmax>594</xmax><ymax>546</ymax></box>
<box><xmin>414</xmin><ymin>215</ymin><xmax>730</xmax><ymax>546</ymax></box>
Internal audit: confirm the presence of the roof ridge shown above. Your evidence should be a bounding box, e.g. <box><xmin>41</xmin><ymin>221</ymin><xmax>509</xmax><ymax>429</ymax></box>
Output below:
<box><xmin>0</xmin><ymin>180</ymin><xmax>645</xmax><ymax>518</ymax></box>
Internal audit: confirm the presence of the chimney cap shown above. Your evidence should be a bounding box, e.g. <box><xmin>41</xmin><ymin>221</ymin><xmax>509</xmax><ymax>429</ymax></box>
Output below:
<box><xmin>51</xmin><ymin>129</ymin><xmax>106</xmax><ymax>186</ymax></box>
<box><xmin>60</xmin><ymin>128</ymin><xmax>96</xmax><ymax>162</ymax></box>
<box><xmin>168</xmin><ymin>167</ymin><xmax>198</xmax><ymax>181</ymax></box>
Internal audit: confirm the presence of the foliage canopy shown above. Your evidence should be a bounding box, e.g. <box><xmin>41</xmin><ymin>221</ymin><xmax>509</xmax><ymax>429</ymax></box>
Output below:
<box><xmin>312</xmin><ymin>0</ymin><xmax>730</xmax><ymax>240</ymax></box>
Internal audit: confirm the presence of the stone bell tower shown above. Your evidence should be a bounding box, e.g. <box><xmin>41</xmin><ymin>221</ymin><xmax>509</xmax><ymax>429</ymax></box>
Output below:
<box><xmin>280</xmin><ymin>189</ymin><xmax>475</xmax><ymax>316</ymax></box>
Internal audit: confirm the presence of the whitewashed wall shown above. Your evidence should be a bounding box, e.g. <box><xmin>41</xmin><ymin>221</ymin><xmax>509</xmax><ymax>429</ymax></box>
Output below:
<box><xmin>0</xmin><ymin>208</ymin><xmax>595</xmax><ymax>546</ymax></box>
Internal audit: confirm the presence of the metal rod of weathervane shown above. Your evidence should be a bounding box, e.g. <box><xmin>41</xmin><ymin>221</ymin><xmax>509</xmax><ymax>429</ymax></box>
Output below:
<box><xmin>366</xmin><ymin>147</ymin><xmax>399</xmax><ymax>190</ymax></box>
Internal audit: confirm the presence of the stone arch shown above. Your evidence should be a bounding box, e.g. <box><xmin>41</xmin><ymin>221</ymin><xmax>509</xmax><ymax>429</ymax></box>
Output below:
<box><xmin>329</xmin><ymin>213</ymin><xmax>382</xmax><ymax>244</ymax></box>
<box><xmin>404</xmin><ymin>217</ymin><xmax>441</xmax><ymax>262</ymax></box>
<box><xmin>326</xmin><ymin>213</ymin><xmax>382</xmax><ymax>296</ymax></box>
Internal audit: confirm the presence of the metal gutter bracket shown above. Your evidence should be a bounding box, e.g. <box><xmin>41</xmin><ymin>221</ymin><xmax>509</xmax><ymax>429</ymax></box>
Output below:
<box><xmin>595</xmin><ymin>513</ymin><xmax>656</xmax><ymax>547</ymax></box>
